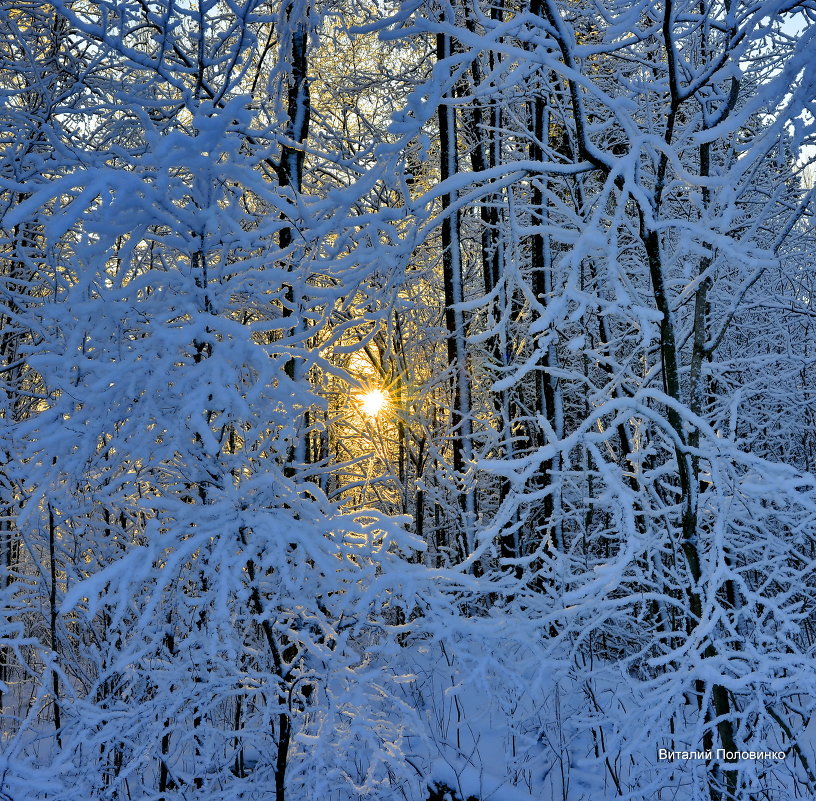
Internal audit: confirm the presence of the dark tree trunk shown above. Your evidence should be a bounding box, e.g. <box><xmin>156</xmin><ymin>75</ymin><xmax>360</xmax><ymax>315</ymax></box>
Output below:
<box><xmin>436</xmin><ymin>23</ymin><xmax>476</xmax><ymax>562</ymax></box>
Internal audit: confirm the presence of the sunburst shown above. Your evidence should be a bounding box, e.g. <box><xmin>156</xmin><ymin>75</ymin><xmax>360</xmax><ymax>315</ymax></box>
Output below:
<box><xmin>359</xmin><ymin>388</ymin><xmax>389</xmax><ymax>417</ymax></box>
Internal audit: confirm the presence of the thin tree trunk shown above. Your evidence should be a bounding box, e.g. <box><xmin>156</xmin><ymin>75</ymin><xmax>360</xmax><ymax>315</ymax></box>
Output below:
<box><xmin>47</xmin><ymin>504</ymin><xmax>61</xmax><ymax>748</ymax></box>
<box><xmin>0</xmin><ymin>204</ymin><xmax>38</xmax><ymax>715</ymax></box>
<box><xmin>278</xmin><ymin>4</ymin><xmax>311</xmax><ymax>477</ymax></box>
<box><xmin>159</xmin><ymin>622</ymin><xmax>176</xmax><ymax>799</ymax></box>
<box><xmin>273</xmin><ymin>10</ymin><xmax>312</xmax><ymax>796</ymax></box>
<box><xmin>464</xmin><ymin>2</ymin><xmax>520</xmax><ymax>567</ymax></box>
<box><xmin>436</xmin><ymin>24</ymin><xmax>477</xmax><ymax>562</ymax></box>
<box><xmin>527</xmin><ymin>25</ymin><xmax>563</xmax><ymax>557</ymax></box>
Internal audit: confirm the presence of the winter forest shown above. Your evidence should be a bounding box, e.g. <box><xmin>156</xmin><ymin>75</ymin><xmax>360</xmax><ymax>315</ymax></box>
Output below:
<box><xmin>2</xmin><ymin>0</ymin><xmax>816</xmax><ymax>799</ymax></box>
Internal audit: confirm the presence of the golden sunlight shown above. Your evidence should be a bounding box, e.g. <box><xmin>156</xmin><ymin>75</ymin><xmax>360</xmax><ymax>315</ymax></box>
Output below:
<box><xmin>360</xmin><ymin>388</ymin><xmax>389</xmax><ymax>418</ymax></box>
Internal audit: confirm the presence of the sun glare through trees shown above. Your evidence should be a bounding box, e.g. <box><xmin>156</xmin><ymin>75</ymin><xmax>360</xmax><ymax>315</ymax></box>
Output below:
<box><xmin>359</xmin><ymin>388</ymin><xmax>389</xmax><ymax>418</ymax></box>
<box><xmin>1</xmin><ymin>1</ymin><xmax>815</xmax><ymax>800</ymax></box>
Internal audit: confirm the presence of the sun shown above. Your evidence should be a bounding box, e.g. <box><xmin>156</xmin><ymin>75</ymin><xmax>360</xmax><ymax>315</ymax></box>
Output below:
<box><xmin>360</xmin><ymin>388</ymin><xmax>389</xmax><ymax>418</ymax></box>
